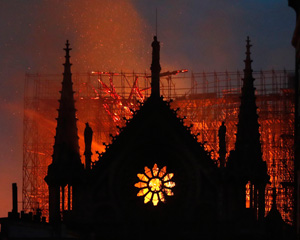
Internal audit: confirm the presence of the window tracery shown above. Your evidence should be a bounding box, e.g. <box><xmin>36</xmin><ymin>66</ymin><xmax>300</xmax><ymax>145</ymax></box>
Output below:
<box><xmin>134</xmin><ymin>163</ymin><xmax>175</xmax><ymax>206</ymax></box>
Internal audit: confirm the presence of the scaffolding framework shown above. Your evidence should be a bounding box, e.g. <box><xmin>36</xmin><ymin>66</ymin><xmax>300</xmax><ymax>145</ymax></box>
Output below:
<box><xmin>23</xmin><ymin>70</ymin><xmax>295</xmax><ymax>223</ymax></box>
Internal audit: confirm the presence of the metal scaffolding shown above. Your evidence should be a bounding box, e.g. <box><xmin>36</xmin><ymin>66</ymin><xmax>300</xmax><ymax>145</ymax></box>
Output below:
<box><xmin>23</xmin><ymin>70</ymin><xmax>294</xmax><ymax>223</ymax></box>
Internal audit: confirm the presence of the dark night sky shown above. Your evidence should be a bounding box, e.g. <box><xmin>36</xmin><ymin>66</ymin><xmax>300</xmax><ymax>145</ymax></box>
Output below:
<box><xmin>0</xmin><ymin>0</ymin><xmax>295</xmax><ymax>217</ymax></box>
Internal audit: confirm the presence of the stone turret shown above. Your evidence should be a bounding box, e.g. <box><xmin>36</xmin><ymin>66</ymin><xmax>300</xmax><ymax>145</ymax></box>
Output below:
<box><xmin>45</xmin><ymin>40</ymin><xmax>83</xmax><ymax>224</ymax></box>
<box><xmin>227</xmin><ymin>37</ymin><xmax>269</xmax><ymax>221</ymax></box>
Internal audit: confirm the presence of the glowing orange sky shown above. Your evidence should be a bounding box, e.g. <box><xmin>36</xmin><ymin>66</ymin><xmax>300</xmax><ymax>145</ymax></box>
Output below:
<box><xmin>0</xmin><ymin>0</ymin><xmax>295</xmax><ymax>218</ymax></box>
<box><xmin>0</xmin><ymin>0</ymin><xmax>152</xmax><ymax>218</ymax></box>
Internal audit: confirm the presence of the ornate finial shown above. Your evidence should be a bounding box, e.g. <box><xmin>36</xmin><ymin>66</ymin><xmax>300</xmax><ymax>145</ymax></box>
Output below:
<box><xmin>64</xmin><ymin>40</ymin><xmax>72</xmax><ymax>56</ymax></box>
<box><xmin>244</xmin><ymin>36</ymin><xmax>253</xmax><ymax>78</ymax></box>
<box><xmin>246</xmin><ymin>36</ymin><xmax>252</xmax><ymax>58</ymax></box>
<box><xmin>64</xmin><ymin>40</ymin><xmax>72</xmax><ymax>52</ymax></box>
<box><xmin>247</xmin><ymin>36</ymin><xmax>250</xmax><ymax>45</ymax></box>
<box><xmin>63</xmin><ymin>40</ymin><xmax>72</xmax><ymax>72</ymax></box>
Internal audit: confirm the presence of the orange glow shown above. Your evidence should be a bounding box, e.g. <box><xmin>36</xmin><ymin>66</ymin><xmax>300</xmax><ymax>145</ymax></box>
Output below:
<box><xmin>152</xmin><ymin>165</ymin><xmax>159</xmax><ymax>177</ymax></box>
<box><xmin>24</xmin><ymin>70</ymin><xmax>294</xmax><ymax>223</ymax></box>
<box><xmin>135</xmin><ymin>164</ymin><xmax>175</xmax><ymax>206</ymax></box>
<box><xmin>149</xmin><ymin>178</ymin><xmax>162</xmax><ymax>192</ymax></box>
<box><xmin>65</xmin><ymin>0</ymin><xmax>149</xmax><ymax>72</ymax></box>
<box><xmin>245</xmin><ymin>181</ymin><xmax>251</xmax><ymax>208</ymax></box>
<box><xmin>134</xmin><ymin>182</ymin><xmax>147</xmax><ymax>189</ymax></box>
<box><xmin>163</xmin><ymin>173</ymin><xmax>174</xmax><ymax>182</ymax></box>
<box><xmin>137</xmin><ymin>173</ymin><xmax>149</xmax><ymax>182</ymax></box>
<box><xmin>158</xmin><ymin>167</ymin><xmax>166</xmax><ymax>178</ymax></box>
<box><xmin>144</xmin><ymin>192</ymin><xmax>152</xmax><ymax>204</ymax></box>
<box><xmin>163</xmin><ymin>188</ymin><xmax>174</xmax><ymax>196</ymax></box>
<box><xmin>137</xmin><ymin>188</ymin><xmax>148</xmax><ymax>197</ymax></box>
<box><xmin>144</xmin><ymin>166</ymin><xmax>152</xmax><ymax>178</ymax></box>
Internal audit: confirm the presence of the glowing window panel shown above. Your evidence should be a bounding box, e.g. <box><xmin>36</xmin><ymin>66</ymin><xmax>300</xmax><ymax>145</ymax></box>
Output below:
<box><xmin>135</xmin><ymin>163</ymin><xmax>175</xmax><ymax>206</ymax></box>
<box><xmin>158</xmin><ymin>166</ymin><xmax>166</xmax><ymax>178</ymax></box>
<box><xmin>164</xmin><ymin>181</ymin><xmax>175</xmax><ymax>188</ymax></box>
<box><xmin>149</xmin><ymin>178</ymin><xmax>162</xmax><ymax>192</ymax></box>
<box><xmin>163</xmin><ymin>173</ymin><xmax>174</xmax><ymax>182</ymax></box>
<box><xmin>144</xmin><ymin>166</ymin><xmax>152</xmax><ymax>178</ymax></box>
<box><xmin>152</xmin><ymin>193</ymin><xmax>159</xmax><ymax>206</ymax></box>
<box><xmin>137</xmin><ymin>188</ymin><xmax>149</xmax><ymax>197</ymax></box>
<box><xmin>152</xmin><ymin>164</ymin><xmax>159</xmax><ymax>177</ymax></box>
<box><xmin>137</xmin><ymin>173</ymin><xmax>149</xmax><ymax>182</ymax></box>
<box><xmin>134</xmin><ymin>182</ymin><xmax>148</xmax><ymax>188</ymax></box>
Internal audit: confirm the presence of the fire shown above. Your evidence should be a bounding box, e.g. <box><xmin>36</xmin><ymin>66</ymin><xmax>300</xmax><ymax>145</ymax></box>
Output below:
<box><xmin>23</xmin><ymin>70</ymin><xmax>294</xmax><ymax>223</ymax></box>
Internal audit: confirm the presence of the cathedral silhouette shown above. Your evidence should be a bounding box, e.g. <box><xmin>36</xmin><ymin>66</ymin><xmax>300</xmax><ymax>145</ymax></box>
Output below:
<box><xmin>44</xmin><ymin>36</ymin><xmax>292</xmax><ymax>239</ymax></box>
<box><xmin>0</xmin><ymin>37</ymin><xmax>296</xmax><ymax>239</ymax></box>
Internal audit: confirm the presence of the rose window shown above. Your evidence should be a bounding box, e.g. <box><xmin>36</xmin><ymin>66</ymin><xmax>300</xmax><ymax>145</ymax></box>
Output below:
<box><xmin>134</xmin><ymin>163</ymin><xmax>175</xmax><ymax>206</ymax></box>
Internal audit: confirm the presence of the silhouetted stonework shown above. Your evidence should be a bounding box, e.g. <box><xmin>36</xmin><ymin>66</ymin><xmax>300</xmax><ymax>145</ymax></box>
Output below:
<box><xmin>39</xmin><ymin>38</ymin><xmax>294</xmax><ymax>239</ymax></box>
<box><xmin>227</xmin><ymin>37</ymin><xmax>269</xmax><ymax>222</ymax></box>
<box><xmin>45</xmin><ymin>40</ymin><xmax>84</xmax><ymax>224</ymax></box>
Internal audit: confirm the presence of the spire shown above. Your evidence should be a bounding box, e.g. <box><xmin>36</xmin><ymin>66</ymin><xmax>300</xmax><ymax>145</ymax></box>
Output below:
<box><xmin>150</xmin><ymin>36</ymin><xmax>161</xmax><ymax>98</ymax></box>
<box><xmin>45</xmin><ymin>40</ymin><xmax>83</xmax><ymax>224</ymax></box>
<box><xmin>235</xmin><ymin>36</ymin><xmax>262</xmax><ymax>163</ymax></box>
<box><xmin>244</xmin><ymin>36</ymin><xmax>253</xmax><ymax>79</ymax></box>
<box><xmin>63</xmin><ymin>40</ymin><xmax>72</xmax><ymax>74</ymax></box>
<box><xmin>50</xmin><ymin>40</ymin><xmax>81</xmax><ymax>173</ymax></box>
<box><xmin>227</xmin><ymin>37</ymin><xmax>269</xmax><ymax>220</ymax></box>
